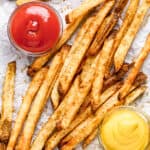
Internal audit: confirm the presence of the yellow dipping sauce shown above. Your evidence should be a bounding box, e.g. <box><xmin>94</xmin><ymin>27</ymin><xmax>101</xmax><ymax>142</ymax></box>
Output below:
<box><xmin>100</xmin><ymin>107</ymin><xmax>150</xmax><ymax>150</ymax></box>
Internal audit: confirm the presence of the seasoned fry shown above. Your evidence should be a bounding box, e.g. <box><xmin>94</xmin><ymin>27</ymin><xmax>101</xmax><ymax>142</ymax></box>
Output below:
<box><xmin>51</xmin><ymin>45</ymin><xmax>71</xmax><ymax>109</ymax></box>
<box><xmin>87</xmin><ymin>13</ymin><xmax>118</xmax><ymax>56</ymax></box>
<box><xmin>65</xmin><ymin>0</ymin><xmax>105</xmax><ymax>23</ymax></box>
<box><xmin>57</xmin><ymin>55</ymin><xmax>100</xmax><ymax>130</ymax></box>
<box><xmin>114</xmin><ymin>0</ymin><xmax>150</xmax><ymax>72</ymax></box>
<box><xmin>15</xmin><ymin>52</ymin><xmax>63</xmax><ymax>150</ymax></box>
<box><xmin>27</xmin><ymin>16</ymin><xmax>84</xmax><ymax>77</ymax></box>
<box><xmin>60</xmin><ymin>84</ymin><xmax>146</xmax><ymax>150</ymax></box>
<box><xmin>105</xmin><ymin>0</ymin><xmax>140</xmax><ymax>77</ymax></box>
<box><xmin>58</xmin><ymin>0</ymin><xmax>115</xmax><ymax>96</ymax></box>
<box><xmin>7</xmin><ymin>67</ymin><xmax>48</xmax><ymax>150</ymax></box>
<box><xmin>0</xmin><ymin>62</ymin><xmax>16</xmax><ymax>143</ymax></box>
<box><xmin>87</xmin><ymin>0</ymin><xmax>128</xmax><ymax>56</ymax></box>
<box><xmin>125</xmin><ymin>86</ymin><xmax>146</xmax><ymax>105</ymax></box>
<box><xmin>45</xmin><ymin>106</ymin><xmax>92</xmax><ymax>150</ymax></box>
<box><xmin>82</xmin><ymin>128</ymin><xmax>98</xmax><ymax>149</ymax></box>
<box><xmin>30</xmin><ymin>54</ymin><xmax>100</xmax><ymax>150</ymax></box>
<box><xmin>79</xmin><ymin>81</ymin><xmax>122</xmax><ymax>113</ymax></box>
<box><xmin>119</xmin><ymin>34</ymin><xmax>150</xmax><ymax>99</ymax></box>
<box><xmin>90</xmin><ymin>33</ymin><xmax>116</xmax><ymax>111</ymax></box>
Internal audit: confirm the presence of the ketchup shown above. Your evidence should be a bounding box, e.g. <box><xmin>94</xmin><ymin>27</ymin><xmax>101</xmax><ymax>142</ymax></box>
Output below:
<box><xmin>8</xmin><ymin>2</ymin><xmax>62</xmax><ymax>54</ymax></box>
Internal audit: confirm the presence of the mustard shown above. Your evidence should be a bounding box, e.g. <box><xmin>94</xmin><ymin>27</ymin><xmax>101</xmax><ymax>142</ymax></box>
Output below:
<box><xmin>100</xmin><ymin>108</ymin><xmax>149</xmax><ymax>150</ymax></box>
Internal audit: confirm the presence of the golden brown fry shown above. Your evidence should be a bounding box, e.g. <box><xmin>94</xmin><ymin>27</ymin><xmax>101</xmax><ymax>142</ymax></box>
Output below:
<box><xmin>60</xmin><ymin>84</ymin><xmax>146</xmax><ymax>150</ymax></box>
<box><xmin>87</xmin><ymin>13</ymin><xmax>118</xmax><ymax>56</ymax></box>
<box><xmin>50</xmin><ymin>45</ymin><xmax>71</xmax><ymax>109</ymax></box>
<box><xmin>16</xmin><ymin>0</ymin><xmax>48</xmax><ymax>5</ymax></box>
<box><xmin>27</xmin><ymin>17</ymin><xmax>84</xmax><ymax>77</ymax></box>
<box><xmin>90</xmin><ymin>33</ymin><xmax>115</xmax><ymax>111</ymax></box>
<box><xmin>57</xmin><ymin>55</ymin><xmax>100</xmax><ymax>130</ymax></box>
<box><xmin>125</xmin><ymin>86</ymin><xmax>146</xmax><ymax>105</ymax></box>
<box><xmin>15</xmin><ymin>52</ymin><xmax>63</xmax><ymax>150</ymax></box>
<box><xmin>65</xmin><ymin>0</ymin><xmax>105</xmax><ymax>23</ymax></box>
<box><xmin>58</xmin><ymin>0</ymin><xmax>115</xmax><ymax>96</ymax></box>
<box><xmin>119</xmin><ymin>34</ymin><xmax>150</xmax><ymax>99</ymax></box>
<box><xmin>0</xmin><ymin>62</ymin><xmax>16</xmax><ymax>143</ymax></box>
<box><xmin>79</xmin><ymin>81</ymin><xmax>122</xmax><ymax>113</ymax></box>
<box><xmin>114</xmin><ymin>0</ymin><xmax>150</xmax><ymax>72</ymax></box>
<box><xmin>45</xmin><ymin>106</ymin><xmax>92</xmax><ymax>150</ymax></box>
<box><xmin>30</xmin><ymin>53</ymin><xmax>99</xmax><ymax>150</ymax></box>
<box><xmin>105</xmin><ymin>0</ymin><xmax>140</xmax><ymax>77</ymax></box>
<box><xmin>82</xmin><ymin>128</ymin><xmax>98</xmax><ymax>149</ymax></box>
<box><xmin>7</xmin><ymin>67</ymin><xmax>48</xmax><ymax>150</ymax></box>
<box><xmin>103</xmin><ymin>63</ymin><xmax>132</xmax><ymax>91</ymax></box>
<box><xmin>87</xmin><ymin>0</ymin><xmax>128</xmax><ymax>56</ymax></box>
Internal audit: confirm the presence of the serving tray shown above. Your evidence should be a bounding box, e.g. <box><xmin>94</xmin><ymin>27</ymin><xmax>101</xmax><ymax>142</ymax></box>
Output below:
<box><xmin>0</xmin><ymin>0</ymin><xmax>150</xmax><ymax>149</ymax></box>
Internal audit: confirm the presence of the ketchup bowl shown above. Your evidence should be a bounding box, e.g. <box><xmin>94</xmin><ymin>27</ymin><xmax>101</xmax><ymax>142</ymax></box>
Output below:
<box><xmin>8</xmin><ymin>2</ymin><xmax>63</xmax><ymax>56</ymax></box>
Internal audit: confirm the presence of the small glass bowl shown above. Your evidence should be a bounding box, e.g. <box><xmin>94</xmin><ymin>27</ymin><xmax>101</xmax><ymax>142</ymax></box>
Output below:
<box><xmin>98</xmin><ymin>106</ymin><xmax>150</xmax><ymax>150</ymax></box>
<box><xmin>7</xmin><ymin>1</ymin><xmax>63</xmax><ymax>57</ymax></box>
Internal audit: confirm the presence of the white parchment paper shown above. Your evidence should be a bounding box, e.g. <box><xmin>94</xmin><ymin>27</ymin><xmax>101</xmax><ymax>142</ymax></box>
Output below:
<box><xmin>0</xmin><ymin>0</ymin><xmax>150</xmax><ymax>149</ymax></box>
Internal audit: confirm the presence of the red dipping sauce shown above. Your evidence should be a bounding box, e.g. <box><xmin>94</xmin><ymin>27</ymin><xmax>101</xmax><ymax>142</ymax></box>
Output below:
<box><xmin>8</xmin><ymin>2</ymin><xmax>62</xmax><ymax>56</ymax></box>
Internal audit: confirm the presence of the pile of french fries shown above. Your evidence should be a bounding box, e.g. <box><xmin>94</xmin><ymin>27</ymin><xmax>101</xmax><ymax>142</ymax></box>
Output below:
<box><xmin>1</xmin><ymin>0</ymin><xmax>150</xmax><ymax>150</ymax></box>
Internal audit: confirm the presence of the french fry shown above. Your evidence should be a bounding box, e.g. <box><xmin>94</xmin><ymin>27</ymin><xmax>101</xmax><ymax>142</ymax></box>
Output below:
<box><xmin>87</xmin><ymin>0</ymin><xmax>128</xmax><ymax>56</ymax></box>
<box><xmin>125</xmin><ymin>86</ymin><xmax>147</xmax><ymax>105</ymax></box>
<box><xmin>82</xmin><ymin>128</ymin><xmax>98</xmax><ymax>149</ymax></box>
<box><xmin>50</xmin><ymin>45</ymin><xmax>71</xmax><ymax>109</ymax></box>
<box><xmin>119</xmin><ymin>34</ymin><xmax>150</xmax><ymax>99</ymax></box>
<box><xmin>27</xmin><ymin>16</ymin><xmax>85</xmax><ymax>77</ymax></box>
<box><xmin>57</xmin><ymin>55</ymin><xmax>100</xmax><ymax>130</ymax></box>
<box><xmin>65</xmin><ymin>0</ymin><xmax>106</xmax><ymax>23</ymax></box>
<box><xmin>58</xmin><ymin>0</ymin><xmax>115</xmax><ymax>96</ymax></box>
<box><xmin>103</xmin><ymin>63</ymin><xmax>132</xmax><ymax>91</ymax></box>
<box><xmin>16</xmin><ymin>0</ymin><xmax>46</xmax><ymax>5</ymax></box>
<box><xmin>15</xmin><ymin>51</ymin><xmax>63</xmax><ymax>150</ymax></box>
<box><xmin>30</xmin><ymin>53</ymin><xmax>100</xmax><ymax>150</ymax></box>
<box><xmin>0</xmin><ymin>62</ymin><xmax>16</xmax><ymax>143</ymax></box>
<box><xmin>90</xmin><ymin>32</ymin><xmax>116</xmax><ymax>111</ymax></box>
<box><xmin>79</xmin><ymin>81</ymin><xmax>122</xmax><ymax>113</ymax></box>
<box><xmin>7</xmin><ymin>67</ymin><xmax>48</xmax><ymax>150</ymax></box>
<box><xmin>105</xmin><ymin>0</ymin><xmax>140</xmax><ymax>78</ymax></box>
<box><xmin>60</xmin><ymin>84</ymin><xmax>146</xmax><ymax>150</ymax></box>
<box><xmin>114</xmin><ymin>0</ymin><xmax>150</xmax><ymax>72</ymax></box>
<box><xmin>45</xmin><ymin>106</ymin><xmax>92</xmax><ymax>150</ymax></box>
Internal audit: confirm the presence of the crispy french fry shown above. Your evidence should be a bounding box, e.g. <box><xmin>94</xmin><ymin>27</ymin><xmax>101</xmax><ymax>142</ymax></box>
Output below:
<box><xmin>65</xmin><ymin>0</ymin><xmax>106</xmax><ymax>23</ymax></box>
<box><xmin>30</xmin><ymin>53</ymin><xmax>100</xmax><ymax>150</ymax></box>
<box><xmin>119</xmin><ymin>34</ymin><xmax>150</xmax><ymax>99</ymax></box>
<box><xmin>114</xmin><ymin>0</ymin><xmax>150</xmax><ymax>72</ymax></box>
<box><xmin>45</xmin><ymin>106</ymin><xmax>92</xmax><ymax>150</ymax></box>
<box><xmin>82</xmin><ymin>128</ymin><xmax>98</xmax><ymax>149</ymax></box>
<box><xmin>105</xmin><ymin>0</ymin><xmax>140</xmax><ymax>77</ymax></box>
<box><xmin>57</xmin><ymin>54</ymin><xmax>100</xmax><ymax>130</ymax></box>
<box><xmin>90</xmin><ymin>33</ymin><xmax>116</xmax><ymax>111</ymax></box>
<box><xmin>125</xmin><ymin>86</ymin><xmax>146</xmax><ymax>105</ymax></box>
<box><xmin>87</xmin><ymin>13</ymin><xmax>118</xmax><ymax>56</ymax></box>
<box><xmin>50</xmin><ymin>45</ymin><xmax>71</xmax><ymax>109</ymax></box>
<box><xmin>103</xmin><ymin>63</ymin><xmax>132</xmax><ymax>91</ymax></box>
<box><xmin>0</xmin><ymin>62</ymin><xmax>16</xmax><ymax>143</ymax></box>
<box><xmin>60</xmin><ymin>84</ymin><xmax>146</xmax><ymax>150</ymax></box>
<box><xmin>79</xmin><ymin>81</ymin><xmax>122</xmax><ymax>113</ymax></box>
<box><xmin>15</xmin><ymin>52</ymin><xmax>63</xmax><ymax>150</ymax></box>
<box><xmin>7</xmin><ymin>67</ymin><xmax>48</xmax><ymax>150</ymax></box>
<box><xmin>27</xmin><ymin>17</ymin><xmax>85</xmax><ymax>77</ymax></box>
<box><xmin>58</xmin><ymin>0</ymin><xmax>115</xmax><ymax>96</ymax></box>
<box><xmin>87</xmin><ymin>0</ymin><xmax>128</xmax><ymax>56</ymax></box>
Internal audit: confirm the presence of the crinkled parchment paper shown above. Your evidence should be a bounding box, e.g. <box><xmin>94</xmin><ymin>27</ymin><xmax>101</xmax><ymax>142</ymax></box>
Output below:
<box><xmin>0</xmin><ymin>0</ymin><xmax>150</xmax><ymax>149</ymax></box>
